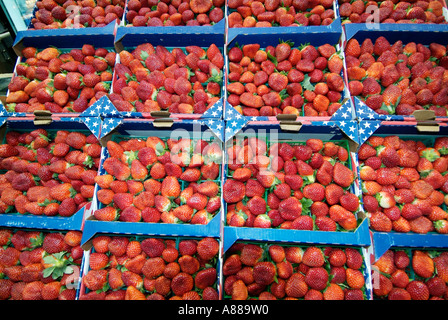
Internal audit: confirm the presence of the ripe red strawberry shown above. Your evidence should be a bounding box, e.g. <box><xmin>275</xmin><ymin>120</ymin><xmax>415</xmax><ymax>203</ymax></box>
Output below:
<box><xmin>223</xmin><ymin>254</ymin><xmax>242</xmax><ymax>276</ymax></box>
<box><xmin>231</xmin><ymin>279</ymin><xmax>248</xmax><ymax>300</ymax></box>
<box><xmin>305</xmin><ymin>267</ymin><xmax>329</xmax><ymax>291</ymax></box>
<box><xmin>240</xmin><ymin>244</ymin><xmax>264</xmax><ymax>266</ymax></box>
<box><xmin>278</xmin><ymin>197</ymin><xmax>302</xmax><ymax>221</ymax></box>
<box><xmin>323</xmin><ymin>283</ymin><xmax>344</xmax><ymax>300</ymax></box>
<box><xmin>315</xmin><ymin>216</ymin><xmax>337</xmax><ymax>231</ymax></box>
<box><xmin>83</xmin><ymin>269</ymin><xmax>108</xmax><ymax>292</ymax></box>
<box><xmin>253</xmin><ymin>261</ymin><xmax>276</xmax><ymax>286</ymax></box>
<box><xmin>171</xmin><ymin>272</ymin><xmax>194</xmax><ymax>297</ymax></box>
<box><xmin>94</xmin><ymin>206</ymin><xmax>118</xmax><ymax>222</ymax></box>
<box><xmin>412</xmin><ymin>250</ymin><xmax>434</xmax><ymax>278</ymax></box>
<box><xmin>285</xmin><ymin>273</ymin><xmax>308</xmax><ymax>298</ymax></box>
<box><xmin>409</xmin><ymin>216</ymin><xmax>434</xmax><ymax>234</ymax></box>
<box><xmin>196</xmin><ymin>181</ymin><xmax>219</xmax><ymax>197</ymax></box>
<box><xmin>302</xmin><ymin>247</ymin><xmax>324</xmax><ymax>267</ymax></box>
<box><xmin>406</xmin><ymin>280</ymin><xmax>429</xmax><ymax>300</ymax></box>
<box><xmin>196</xmin><ymin>237</ymin><xmax>219</xmax><ymax>261</ymax></box>
<box><xmin>141</xmin><ymin>238</ymin><xmax>165</xmax><ymax>258</ymax></box>
<box><xmin>333</xmin><ymin>162</ymin><xmax>354</xmax><ymax>188</ymax></box>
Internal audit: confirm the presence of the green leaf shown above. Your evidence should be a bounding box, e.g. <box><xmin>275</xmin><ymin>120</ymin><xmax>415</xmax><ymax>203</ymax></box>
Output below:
<box><xmin>155</xmin><ymin>142</ymin><xmax>166</xmax><ymax>157</ymax></box>
<box><xmin>266</xmin><ymin>51</ymin><xmax>278</xmax><ymax>66</ymax></box>
<box><xmin>302</xmin><ymin>74</ymin><xmax>315</xmax><ymax>92</ymax></box>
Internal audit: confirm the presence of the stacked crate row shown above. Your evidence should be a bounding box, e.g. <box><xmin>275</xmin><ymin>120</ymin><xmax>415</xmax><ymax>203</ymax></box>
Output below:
<box><xmin>0</xmin><ymin>0</ymin><xmax>447</xmax><ymax>300</ymax></box>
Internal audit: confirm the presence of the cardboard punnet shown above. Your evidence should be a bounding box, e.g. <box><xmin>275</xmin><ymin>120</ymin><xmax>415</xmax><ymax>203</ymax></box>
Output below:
<box><xmin>119</xmin><ymin>0</ymin><xmax>226</xmax><ymax>34</ymax></box>
<box><xmin>343</xmin><ymin>25</ymin><xmax>448</xmax><ymax>122</ymax></box>
<box><xmin>369</xmin><ymin>247</ymin><xmax>448</xmax><ymax>300</ymax></box>
<box><xmin>4</xmin><ymin>27</ymin><xmax>116</xmax><ymax>119</ymax></box>
<box><xmin>224</xmin><ymin>29</ymin><xmax>356</xmax><ymax>123</ymax></box>
<box><xmin>100</xmin><ymin>27</ymin><xmax>225</xmax><ymax>120</ymax></box>
<box><xmin>222</xmin><ymin>240</ymin><xmax>374</xmax><ymax>300</ymax></box>
<box><xmin>26</xmin><ymin>1</ymin><xmax>122</xmax><ymax>33</ymax></box>
<box><xmin>0</xmin><ymin>116</ymin><xmax>102</xmax><ymax>231</ymax></box>
<box><xmin>0</xmin><ymin>226</ymin><xmax>84</xmax><ymax>300</ymax></box>
<box><xmin>80</xmin><ymin>118</ymin><xmax>224</xmax><ymax>247</ymax></box>
<box><xmin>222</xmin><ymin>120</ymin><xmax>372</xmax><ymax>252</ymax></box>
<box><xmin>225</xmin><ymin>0</ymin><xmax>343</xmax><ymax>45</ymax></box>
<box><xmin>357</xmin><ymin>120</ymin><xmax>448</xmax><ymax>261</ymax></box>
<box><xmin>79</xmin><ymin>233</ymin><xmax>222</xmax><ymax>300</ymax></box>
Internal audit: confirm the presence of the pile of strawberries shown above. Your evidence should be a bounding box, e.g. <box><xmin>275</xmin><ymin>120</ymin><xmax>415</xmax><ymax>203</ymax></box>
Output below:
<box><xmin>0</xmin><ymin>129</ymin><xmax>100</xmax><ymax>217</ymax></box>
<box><xmin>0</xmin><ymin>229</ymin><xmax>83</xmax><ymax>300</ymax></box>
<box><xmin>30</xmin><ymin>0</ymin><xmax>125</xmax><ymax>29</ymax></box>
<box><xmin>345</xmin><ymin>37</ymin><xmax>448</xmax><ymax>116</ymax></box>
<box><xmin>339</xmin><ymin>0</ymin><xmax>447</xmax><ymax>24</ymax></box>
<box><xmin>224</xmin><ymin>137</ymin><xmax>360</xmax><ymax>231</ymax></box>
<box><xmin>223</xmin><ymin>242</ymin><xmax>367</xmax><ymax>300</ymax></box>
<box><xmin>93</xmin><ymin>136</ymin><xmax>221</xmax><ymax>224</ymax></box>
<box><xmin>227</xmin><ymin>41</ymin><xmax>346</xmax><ymax>117</ymax></box>
<box><xmin>227</xmin><ymin>0</ymin><xmax>335</xmax><ymax>28</ymax></box>
<box><xmin>110</xmin><ymin>43</ymin><xmax>223</xmax><ymax>114</ymax></box>
<box><xmin>6</xmin><ymin>44</ymin><xmax>116</xmax><ymax>114</ymax></box>
<box><xmin>124</xmin><ymin>0</ymin><xmax>224</xmax><ymax>26</ymax></box>
<box><xmin>359</xmin><ymin>135</ymin><xmax>448</xmax><ymax>234</ymax></box>
<box><xmin>80</xmin><ymin>236</ymin><xmax>219</xmax><ymax>300</ymax></box>
<box><xmin>373</xmin><ymin>249</ymin><xmax>448</xmax><ymax>300</ymax></box>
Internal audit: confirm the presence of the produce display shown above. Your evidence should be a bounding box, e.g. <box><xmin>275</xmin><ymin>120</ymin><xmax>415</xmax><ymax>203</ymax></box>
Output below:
<box><xmin>372</xmin><ymin>249</ymin><xmax>448</xmax><ymax>300</ymax></box>
<box><xmin>92</xmin><ymin>136</ymin><xmax>222</xmax><ymax>224</ymax></box>
<box><xmin>109</xmin><ymin>43</ymin><xmax>223</xmax><ymax>114</ymax></box>
<box><xmin>359</xmin><ymin>135</ymin><xmax>448</xmax><ymax>234</ymax></box>
<box><xmin>345</xmin><ymin>37</ymin><xmax>448</xmax><ymax>116</ymax></box>
<box><xmin>123</xmin><ymin>0</ymin><xmax>225</xmax><ymax>26</ymax></box>
<box><xmin>227</xmin><ymin>0</ymin><xmax>336</xmax><ymax>28</ymax></box>
<box><xmin>1</xmin><ymin>0</ymin><xmax>448</xmax><ymax>303</ymax></box>
<box><xmin>80</xmin><ymin>236</ymin><xmax>220</xmax><ymax>300</ymax></box>
<box><xmin>224</xmin><ymin>137</ymin><xmax>360</xmax><ymax>231</ymax></box>
<box><xmin>6</xmin><ymin>45</ymin><xmax>116</xmax><ymax>114</ymax></box>
<box><xmin>339</xmin><ymin>0</ymin><xmax>447</xmax><ymax>24</ymax></box>
<box><xmin>227</xmin><ymin>41</ymin><xmax>346</xmax><ymax>117</ymax></box>
<box><xmin>223</xmin><ymin>242</ymin><xmax>368</xmax><ymax>300</ymax></box>
<box><xmin>0</xmin><ymin>229</ymin><xmax>83</xmax><ymax>300</ymax></box>
<box><xmin>0</xmin><ymin>129</ymin><xmax>100</xmax><ymax>217</ymax></box>
<box><xmin>29</xmin><ymin>0</ymin><xmax>125</xmax><ymax>29</ymax></box>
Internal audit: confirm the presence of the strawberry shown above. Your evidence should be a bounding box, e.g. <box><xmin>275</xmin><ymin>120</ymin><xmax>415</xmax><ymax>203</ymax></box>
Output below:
<box><xmin>332</xmin><ymin>162</ymin><xmax>354</xmax><ymax>188</ymax></box>
<box><xmin>171</xmin><ymin>272</ymin><xmax>194</xmax><ymax>297</ymax></box>
<box><xmin>160</xmin><ymin>176</ymin><xmax>181</xmax><ymax>198</ymax></box>
<box><xmin>196</xmin><ymin>181</ymin><xmax>219</xmax><ymax>198</ymax></box>
<box><xmin>285</xmin><ymin>273</ymin><xmax>308</xmax><ymax>298</ymax></box>
<box><xmin>302</xmin><ymin>247</ymin><xmax>324</xmax><ymax>267</ymax></box>
<box><xmin>305</xmin><ymin>267</ymin><xmax>329</xmax><ymax>291</ymax></box>
<box><xmin>278</xmin><ymin>197</ymin><xmax>302</xmax><ymax>221</ymax></box>
<box><xmin>94</xmin><ymin>206</ymin><xmax>118</xmax><ymax>221</ymax></box>
<box><xmin>406</xmin><ymin>280</ymin><xmax>429</xmax><ymax>300</ymax></box>
<box><xmin>231</xmin><ymin>279</ymin><xmax>248</xmax><ymax>300</ymax></box>
<box><xmin>196</xmin><ymin>237</ymin><xmax>219</xmax><ymax>261</ymax></box>
<box><xmin>412</xmin><ymin>250</ymin><xmax>434</xmax><ymax>278</ymax></box>
<box><xmin>240</xmin><ymin>244</ymin><xmax>264</xmax><ymax>267</ymax></box>
<box><xmin>434</xmin><ymin>220</ymin><xmax>448</xmax><ymax>234</ymax></box>
<box><xmin>253</xmin><ymin>261</ymin><xmax>276</xmax><ymax>285</ymax></box>
<box><xmin>323</xmin><ymin>283</ymin><xmax>344</xmax><ymax>300</ymax></box>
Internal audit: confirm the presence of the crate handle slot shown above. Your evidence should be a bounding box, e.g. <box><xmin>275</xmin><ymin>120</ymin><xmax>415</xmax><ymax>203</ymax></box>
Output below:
<box><xmin>153</xmin><ymin>118</ymin><xmax>174</xmax><ymax>128</ymax></box>
<box><xmin>279</xmin><ymin>121</ymin><xmax>303</xmax><ymax>132</ymax></box>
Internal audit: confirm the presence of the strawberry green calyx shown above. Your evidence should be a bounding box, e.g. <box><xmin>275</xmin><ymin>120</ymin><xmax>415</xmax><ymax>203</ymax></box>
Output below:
<box><xmin>43</xmin><ymin>252</ymin><xmax>75</xmax><ymax>280</ymax></box>
<box><xmin>300</xmin><ymin>198</ymin><xmax>313</xmax><ymax>215</ymax></box>
<box><xmin>123</xmin><ymin>150</ymin><xmax>139</xmax><ymax>165</ymax></box>
<box><xmin>434</xmin><ymin>220</ymin><xmax>448</xmax><ymax>234</ymax></box>
<box><xmin>421</xmin><ymin>148</ymin><xmax>440</xmax><ymax>162</ymax></box>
